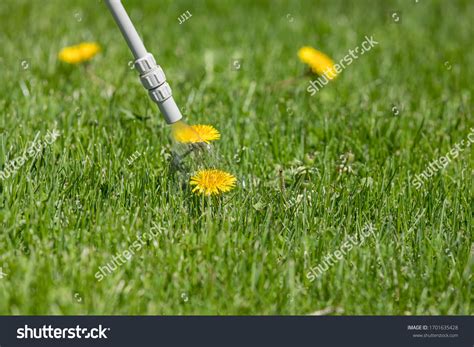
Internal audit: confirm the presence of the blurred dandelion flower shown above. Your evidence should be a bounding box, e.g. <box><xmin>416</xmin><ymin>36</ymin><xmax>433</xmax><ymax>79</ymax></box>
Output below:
<box><xmin>173</xmin><ymin>124</ymin><xmax>220</xmax><ymax>144</ymax></box>
<box><xmin>190</xmin><ymin>169</ymin><xmax>236</xmax><ymax>195</ymax></box>
<box><xmin>58</xmin><ymin>42</ymin><xmax>101</xmax><ymax>64</ymax></box>
<box><xmin>298</xmin><ymin>46</ymin><xmax>338</xmax><ymax>80</ymax></box>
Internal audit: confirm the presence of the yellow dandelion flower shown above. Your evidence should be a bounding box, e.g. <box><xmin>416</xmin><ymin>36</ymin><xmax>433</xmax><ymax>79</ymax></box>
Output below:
<box><xmin>172</xmin><ymin>123</ymin><xmax>220</xmax><ymax>144</ymax></box>
<box><xmin>58</xmin><ymin>42</ymin><xmax>101</xmax><ymax>64</ymax></box>
<box><xmin>190</xmin><ymin>169</ymin><xmax>237</xmax><ymax>196</ymax></box>
<box><xmin>298</xmin><ymin>46</ymin><xmax>338</xmax><ymax>80</ymax></box>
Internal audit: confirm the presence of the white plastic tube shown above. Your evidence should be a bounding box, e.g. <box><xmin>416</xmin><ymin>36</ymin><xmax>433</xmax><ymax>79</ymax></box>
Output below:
<box><xmin>105</xmin><ymin>0</ymin><xmax>147</xmax><ymax>59</ymax></box>
<box><xmin>105</xmin><ymin>0</ymin><xmax>183</xmax><ymax>124</ymax></box>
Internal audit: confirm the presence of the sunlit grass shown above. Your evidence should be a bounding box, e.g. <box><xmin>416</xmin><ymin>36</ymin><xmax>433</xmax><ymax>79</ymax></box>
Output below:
<box><xmin>0</xmin><ymin>0</ymin><xmax>472</xmax><ymax>315</ymax></box>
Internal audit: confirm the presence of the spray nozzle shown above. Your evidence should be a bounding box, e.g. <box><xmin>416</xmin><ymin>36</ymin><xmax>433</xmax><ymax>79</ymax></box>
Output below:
<box><xmin>105</xmin><ymin>0</ymin><xmax>183</xmax><ymax>124</ymax></box>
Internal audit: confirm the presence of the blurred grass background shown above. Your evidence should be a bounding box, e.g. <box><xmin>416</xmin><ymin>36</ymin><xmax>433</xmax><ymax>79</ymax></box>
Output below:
<box><xmin>0</xmin><ymin>0</ymin><xmax>472</xmax><ymax>314</ymax></box>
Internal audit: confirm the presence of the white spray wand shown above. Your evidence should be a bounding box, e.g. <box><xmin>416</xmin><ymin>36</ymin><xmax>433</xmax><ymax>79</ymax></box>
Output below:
<box><xmin>105</xmin><ymin>0</ymin><xmax>183</xmax><ymax>124</ymax></box>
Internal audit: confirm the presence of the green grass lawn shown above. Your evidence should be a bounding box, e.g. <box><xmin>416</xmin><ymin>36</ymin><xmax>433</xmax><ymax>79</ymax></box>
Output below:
<box><xmin>0</xmin><ymin>0</ymin><xmax>472</xmax><ymax>315</ymax></box>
